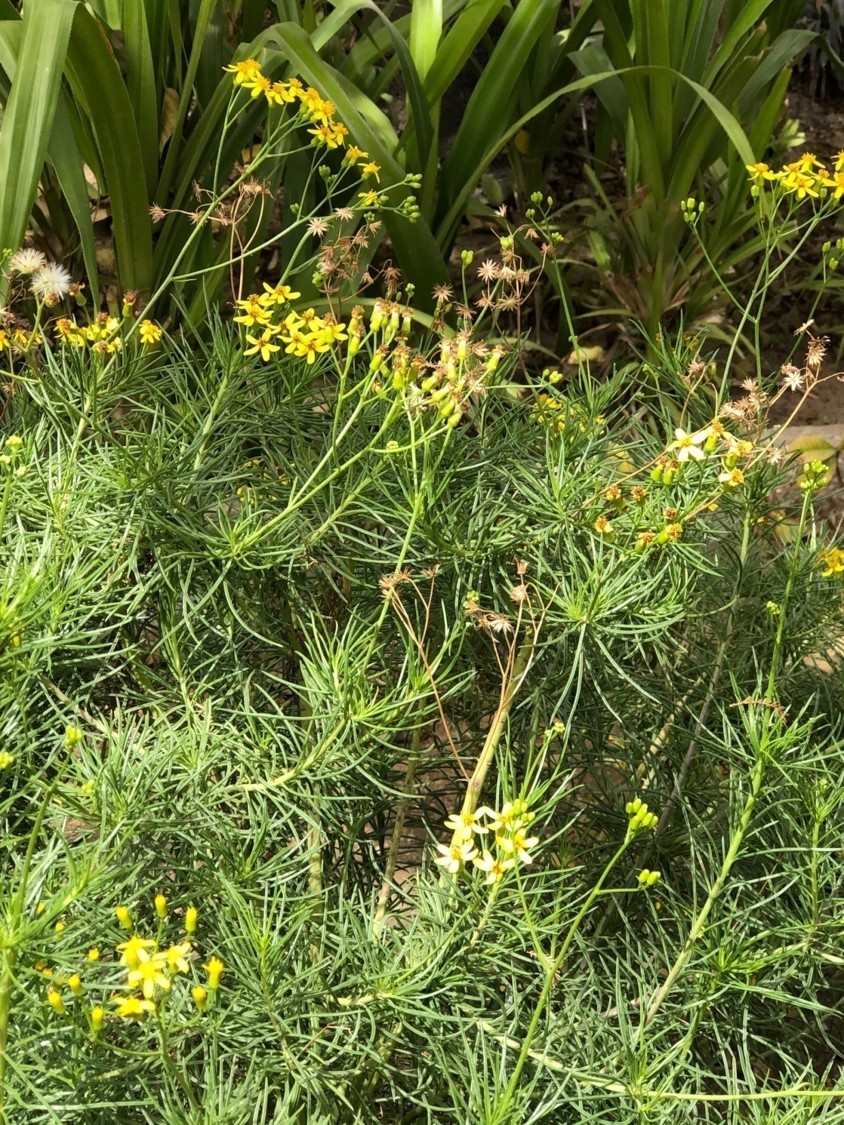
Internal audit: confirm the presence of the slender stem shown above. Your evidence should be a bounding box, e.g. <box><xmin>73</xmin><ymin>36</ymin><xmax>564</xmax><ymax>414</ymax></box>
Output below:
<box><xmin>490</xmin><ymin>837</ymin><xmax>633</xmax><ymax>1122</ymax></box>
<box><xmin>454</xmin><ymin>640</ymin><xmax>534</xmax><ymax>829</ymax></box>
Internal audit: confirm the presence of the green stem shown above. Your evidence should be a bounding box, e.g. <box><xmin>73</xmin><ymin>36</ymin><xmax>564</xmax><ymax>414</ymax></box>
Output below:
<box><xmin>643</xmin><ymin>745</ymin><xmax>767</xmax><ymax>1027</ymax></box>
<box><xmin>490</xmin><ymin>837</ymin><xmax>632</xmax><ymax>1122</ymax></box>
<box><xmin>454</xmin><ymin>641</ymin><xmax>533</xmax><ymax>830</ymax></box>
<box><xmin>643</xmin><ymin>483</ymin><xmax>814</xmax><ymax>1029</ymax></box>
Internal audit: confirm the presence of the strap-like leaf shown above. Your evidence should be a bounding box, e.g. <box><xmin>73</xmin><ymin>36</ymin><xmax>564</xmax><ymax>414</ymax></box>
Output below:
<box><xmin>63</xmin><ymin>5</ymin><xmax>153</xmax><ymax>292</ymax></box>
<box><xmin>0</xmin><ymin>0</ymin><xmax>76</xmax><ymax>258</ymax></box>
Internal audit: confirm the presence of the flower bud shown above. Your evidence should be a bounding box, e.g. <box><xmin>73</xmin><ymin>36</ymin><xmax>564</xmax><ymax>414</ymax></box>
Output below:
<box><xmin>47</xmin><ymin>990</ymin><xmax>66</xmax><ymax>1016</ymax></box>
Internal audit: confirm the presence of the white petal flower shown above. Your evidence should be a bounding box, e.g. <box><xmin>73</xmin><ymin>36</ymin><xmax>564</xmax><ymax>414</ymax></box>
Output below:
<box><xmin>671</xmin><ymin>427</ymin><xmax>706</xmax><ymax>462</ymax></box>
<box><xmin>30</xmin><ymin>263</ymin><xmax>73</xmax><ymax>302</ymax></box>
<box><xmin>9</xmin><ymin>248</ymin><xmax>47</xmax><ymax>275</ymax></box>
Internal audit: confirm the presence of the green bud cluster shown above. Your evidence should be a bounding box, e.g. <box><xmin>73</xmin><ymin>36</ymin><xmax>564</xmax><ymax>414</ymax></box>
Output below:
<box><xmin>800</xmin><ymin>460</ymin><xmax>830</xmax><ymax>493</ymax></box>
<box><xmin>637</xmin><ymin>868</ymin><xmax>661</xmax><ymax>887</ymax></box>
<box><xmin>626</xmin><ymin>797</ymin><xmax>658</xmax><ymax>831</ymax></box>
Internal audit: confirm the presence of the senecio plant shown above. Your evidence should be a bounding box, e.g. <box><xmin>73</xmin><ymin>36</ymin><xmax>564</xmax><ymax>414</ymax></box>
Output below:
<box><xmin>1</xmin><ymin>60</ymin><xmax>844</xmax><ymax>1123</ymax></box>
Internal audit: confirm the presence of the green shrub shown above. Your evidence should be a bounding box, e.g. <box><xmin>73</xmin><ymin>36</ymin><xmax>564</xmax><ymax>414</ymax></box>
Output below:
<box><xmin>2</xmin><ymin>206</ymin><xmax>844</xmax><ymax>1120</ymax></box>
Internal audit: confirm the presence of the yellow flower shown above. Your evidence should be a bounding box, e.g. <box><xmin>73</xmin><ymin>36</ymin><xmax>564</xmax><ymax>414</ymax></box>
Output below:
<box><xmin>473</xmin><ymin>851</ymin><xmax>515</xmax><ymax>885</ymax></box>
<box><xmin>113</xmin><ymin>994</ymin><xmax>156</xmax><ymax>1020</ymax></box>
<box><xmin>780</xmin><ymin>170</ymin><xmax>819</xmax><ymax>199</ymax></box>
<box><xmin>267</xmin><ymin>80</ymin><xmax>298</xmax><ymax>105</ymax></box>
<box><xmin>434</xmin><ymin>840</ymin><xmax>478</xmax><ymax>875</ymax></box>
<box><xmin>260</xmin><ymin>282</ymin><xmax>301</xmax><ymax>307</ymax></box>
<box><xmin>87</xmin><ymin>947</ymin><xmax>100</xmax><ymax>962</ymax></box>
<box><xmin>47</xmin><ymin>989</ymin><xmax>66</xmax><ymax>1016</ymax></box>
<box><xmin>718</xmin><ymin>467</ymin><xmax>745</xmax><ymax>488</ymax></box>
<box><xmin>298</xmin><ymin>87</ymin><xmax>336</xmax><ymax>123</ymax></box>
<box><xmin>68</xmin><ymin>975</ymin><xmax>84</xmax><ymax>997</ymax></box>
<box><xmin>127</xmin><ymin>949</ymin><xmax>171</xmax><ymax>1000</ymax></box>
<box><xmin>185</xmin><ymin>906</ymin><xmax>198</xmax><ymax>935</ymax></box>
<box><xmin>139</xmin><ymin>319</ymin><xmax>163</xmax><ymax>346</ymax></box>
<box><xmin>191</xmin><ymin>985</ymin><xmax>208</xmax><ymax>1012</ymax></box>
<box><xmin>224</xmin><ymin>58</ymin><xmax>263</xmax><ymax>86</ymax></box>
<box><xmin>360</xmin><ymin>161</ymin><xmax>381</xmax><ymax>183</ymax></box>
<box><xmin>244</xmin><ymin>329</ymin><xmax>281</xmax><ymax>362</ymax></box>
<box><xmin>819</xmin><ymin>547</ymin><xmax>844</xmax><ymax>577</ymax></box>
<box><xmin>358</xmin><ymin>190</ymin><xmax>381</xmax><ymax>207</ymax></box>
<box><xmin>203</xmin><ymin>956</ymin><xmax>225</xmax><ymax>990</ymax></box>
<box><xmin>246</xmin><ymin>73</ymin><xmax>272</xmax><ymax>99</ymax></box>
<box><xmin>745</xmin><ymin>162</ymin><xmax>778</xmax><ymax>182</ymax></box>
<box><xmin>308</xmin><ymin>122</ymin><xmax>349</xmax><ymax>149</ymax></box>
<box><xmin>234</xmin><ymin>295</ymin><xmax>270</xmax><ymax>326</ymax></box>
<box><xmin>116</xmin><ymin>934</ymin><xmax>156</xmax><ymax>969</ymax></box>
<box><xmin>154</xmin><ymin>893</ymin><xmax>167</xmax><ymax>920</ymax></box>
<box><xmin>343</xmin><ymin>145</ymin><xmax>368</xmax><ymax>164</ymax></box>
<box><xmin>54</xmin><ymin>920</ymin><xmax>65</xmax><ymax>933</ymax></box>
<box><xmin>315</xmin><ymin>321</ymin><xmax>348</xmax><ymax>346</ymax></box>
<box><xmin>282</xmin><ymin>329</ymin><xmax>330</xmax><ymax>365</ymax></box>
<box><xmin>165</xmin><ymin>942</ymin><xmax>192</xmax><ymax>975</ymax></box>
<box><xmin>91</xmin><ymin>1005</ymin><xmax>105</xmax><ymax>1032</ymax></box>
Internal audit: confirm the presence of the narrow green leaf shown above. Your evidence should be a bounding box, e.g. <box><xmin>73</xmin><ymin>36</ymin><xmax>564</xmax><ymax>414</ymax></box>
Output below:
<box><xmin>156</xmin><ymin>0</ymin><xmax>218</xmax><ymax>203</ymax></box>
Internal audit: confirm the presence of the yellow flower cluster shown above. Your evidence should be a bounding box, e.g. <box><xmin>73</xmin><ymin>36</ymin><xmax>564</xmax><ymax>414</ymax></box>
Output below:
<box><xmin>436</xmin><ymin>800</ymin><xmax>539</xmax><ymax>884</ymax></box>
<box><xmin>746</xmin><ymin>152</ymin><xmax>844</xmax><ymax>201</ymax></box>
<box><xmin>56</xmin><ymin>314</ymin><xmax>122</xmax><ymax>352</ymax></box>
<box><xmin>0</xmin><ymin>326</ymin><xmax>42</xmax><ymax>352</ymax></box>
<box><xmin>43</xmin><ymin>898</ymin><xmax>223</xmax><ymax>1028</ymax></box>
<box><xmin>236</xmin><ymin>284</ymin><xmax>347</xmax><ymax>364</ymax></box>
<box><xmin>225</xmin><ymin>58</ymin><xmax>383</xmax><ymax>178</ymax></box>
<box><xmin>588</xmin><ymin>420</ymin><xmax>757</xmax><ymax>551</ymax></box>
<box><xmin>352</xmin><ymin>299</ymin><xmax>500</xmax><ymax>428</ymax></box>
<box><xmin>54</xmin><ymin>313</ymin><xmax>164</xmax><ymax>353</ymax></box>
<box><xmin>819</xmin><ymin>546</ymin><xmax>844</xmax><ymax>578</ymax></box>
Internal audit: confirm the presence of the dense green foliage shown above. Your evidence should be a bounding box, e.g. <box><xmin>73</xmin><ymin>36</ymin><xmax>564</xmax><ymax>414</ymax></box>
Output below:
<box><xmin>1</xmin><ymin>299</ymin><xmax>844</xmax><ymax>1119</ymax></box>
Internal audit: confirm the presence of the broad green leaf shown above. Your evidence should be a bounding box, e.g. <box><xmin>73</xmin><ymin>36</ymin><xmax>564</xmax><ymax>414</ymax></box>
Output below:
<box><xmin>0</xmin><ymin>16</ymin><xmax>99</xmax><ymax>303</ymax></box>
<box><xmin>437</xmin><ymin>0</ymin><xmax>561</xmax><ymax>228</ymax></box>
<box><xmin>123</xmin><ymin>0</ymin><xmax>158</xmax><ymax>194</ymax></box>
<box><xmin>0</xmin><ymin>0</ymin><xmax>76</xmax><ymax>259</ymax></box>
<box><xmin>63</xmin><ymin>5</ymin><xmax>153</xmax><ymax>292</ymax></box>
<box><xmin>409</xmin><ymin>0</ymin><xmax>443</xmax><ymax>81</ymax></box>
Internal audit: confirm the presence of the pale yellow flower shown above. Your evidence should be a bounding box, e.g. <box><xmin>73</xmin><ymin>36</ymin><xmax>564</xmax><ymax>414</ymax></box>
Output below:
<box><xmin>434</xmin><ymin>840</ymin><xmax>478</xmax><ymax>874</ymax></box>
